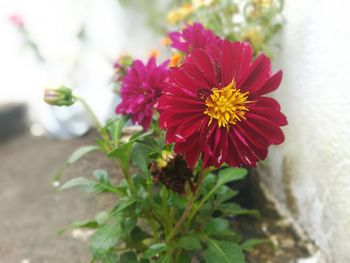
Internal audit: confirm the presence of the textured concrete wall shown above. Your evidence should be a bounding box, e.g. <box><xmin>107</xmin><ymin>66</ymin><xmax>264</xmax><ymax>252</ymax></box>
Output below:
<box><xmin>259</xmin><ymin>1</ymin><xmax>350</xmax><ymax>262</ymax></box>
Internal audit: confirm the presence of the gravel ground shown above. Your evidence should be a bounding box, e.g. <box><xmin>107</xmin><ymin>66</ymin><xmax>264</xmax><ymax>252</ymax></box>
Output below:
<box><xmin>0</xmin><ymin>132</ymin><xmax>118</xmax><ymax>263</ymax></box>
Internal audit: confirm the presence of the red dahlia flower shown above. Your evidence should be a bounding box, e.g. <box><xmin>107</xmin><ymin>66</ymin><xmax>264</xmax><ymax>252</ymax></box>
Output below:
<box><xmin>169</xmin><ymin>22</ymin><xmax>221</xmax><ymax>53</ymax></box>
<box><xmin>157</xmin><ymin>40</ymin><xmax>287</xmax><ymax>168</ymax></box>
<box><xmin>116</xmin><ymin>57</ymin><xmax>169</xmax><ymax>129</ymax></box>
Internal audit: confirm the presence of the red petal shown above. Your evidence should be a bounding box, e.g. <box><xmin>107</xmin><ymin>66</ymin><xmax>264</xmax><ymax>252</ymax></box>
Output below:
<box><xmin>232</xmin><ymin>128</ymin><xmax>267</xmax><ymax>160</ymax></box>
<box><xmin>239</xmin><ymin>54</ymin><xmax>271</xmax><ymax>94</ymax></box>
<box><xmin>236</xmin><ymin>42</ymin><xmax>253</xmax><ymax>84</ymax></box>
<box><xmin>253</xmin><ymin>97</ymin><xmax>281</xmax><ymax>111</ymax></box>
<box><xmin>255</xmin><ymin>71</ymin><xmax>283</xmax><ymax>96</ymax></box>
<box><xmin>188</xmin><ymin>48</ymin><xmax>218</xmax><ymax>87</ymax></box>
<box><xmin>174</xmin><ymin>114</ymin><xmax>206</xmax><ymax>142</ymax></box>
<box><xmin>249</xmin><ymin>107</ymin><xmax>287</xmax><ymax>126</ymax></box>
<box><xmin>236</xmin><ymin>123</ymin><xmax>269</xmax><ymax>149</ymax></box>
<box><xmin>171</xmin><ymin>67</ymin><xmax>210</xmax><ymax>96</ymax></box>
<box><xmin>245</xmin><ymin>113</ymin><xmax>285</xmax><ymax>144</ymax></box>
<box><xmin>229</xmin><ymin>131</ymin><xmax>258</xmax><ymax>167</ymax></box>
<box><xmin>221</xmin><ymin>40</ymin><xmax>241</xmax><ymax>87</ymax></box>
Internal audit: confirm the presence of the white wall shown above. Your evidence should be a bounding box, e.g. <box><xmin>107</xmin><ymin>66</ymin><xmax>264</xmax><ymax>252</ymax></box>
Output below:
<box><xmin>260</xmin><ymin>0</ymin><xmax>350</xmax><ymax>262</ymax></box>
<box><xmin>0</xmin><ymin>0</ymin><xmax>163</xmax><ymax>135</ymax></box>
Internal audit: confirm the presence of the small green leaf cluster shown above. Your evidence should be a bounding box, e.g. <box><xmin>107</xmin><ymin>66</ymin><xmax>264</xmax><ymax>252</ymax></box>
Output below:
<box><xmin>57</xmin><ymin>116</ymin><xmax>267</xmax><ymax>263</ymax></box>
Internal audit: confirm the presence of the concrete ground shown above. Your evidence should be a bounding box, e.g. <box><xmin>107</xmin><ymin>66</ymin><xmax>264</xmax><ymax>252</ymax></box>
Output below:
<box><xmin>0</xmin><ymin>132</ymin><xmax>118</xmax><ymax>263</ymax></box>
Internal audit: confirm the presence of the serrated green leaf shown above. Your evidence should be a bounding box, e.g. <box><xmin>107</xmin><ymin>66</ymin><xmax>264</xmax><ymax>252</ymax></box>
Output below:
<box><xmin>179</xmin><ymin>235</ymin><xmax>202</xmax><ymax>250</ymax></box>
<box><xmin>217</xmin><ymin>168</ymin><xmax>247</xmax><ymax>186</ymax></box>
<box><xmin>204</xmin><ymin>218</ymin><xmax>229</xmax><ymax>236</ymax></box>
<box><xmin>205</xmin><ymin>239</ymin><xmax>245</xmax><ymax>263</ymax></box>
<box><xmin>90</xmin><ymin>219</ymin><xmax>124</xmax><ymax>257</ymax></box>
<box><xmin>120</xmin><ymin>251</ymin><xmax>138</xmax><ymax>263</ymax></box>
<box><xmin>67</xmin><ymin>145</ymin><xmax>99</xmax><ymax>165</ymax></box>
<box><xmin>143</xmin><ymin>243</ymin><xmax>167</xmax><ymax>258</ymax></box>
<box><xmin>60</xmin><ymin>177</ymin><xmax>95</xmax><ymax>191</ymax></box>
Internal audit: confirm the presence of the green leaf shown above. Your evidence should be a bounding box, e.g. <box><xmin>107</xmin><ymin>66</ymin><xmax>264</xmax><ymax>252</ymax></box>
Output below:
<box><xmin>60</xmin><ymin>177</ymin><xmax>95</xmax><ymax>191</ymax></box>
<box><xmin>129</xmin><ymin>226</ymin><xmax>151</xmax><ymax>243</ymax></box>
<box><xmin>90</xmin><ymin>217</ymin><xmax>124</xmax><ymax>258</ymax></box>
<box><xmin>122</xmin><ymin>217</ymin><xmax>137</xmax><ymax>234</ymax></box>
<box><xmin>108</xmin><ymin>116</ymin><xmax>129</xmax><ymax>146</ymax></box>
<box><xmin>215</xmin><ymin>185</ymin><xmax>238</xmax><ymax>204</ymax></box>
<box><xmin>205</xmin><ymin>239</ymin><xmax>245</xmax><ymax>263</ymax></box>
<box><xmin>241</xmin><ymin>238</ymin><xmax>270</xmax><ymax>252</ymax></box>
<box><xmin>58</xmin><ymin>220</ymin><xmax>98</xmax><ymax>234</ymax></box>
<box><xmin>218</xmin><ymin>203</ymin><xmax>260</xmax><ymax>218</ymax></box>
<box><xmin>168</xmin><ymin>193</ymin><xmax>187</xmax><ymax>210</ymax></box>
<box><xmin>120</xmin><ymin>251</ymin><xmax>138</xmax><ymax>263</ymax></box>
<box><xmin>128</xmin><ymin>129</ymin><xmax>153</xmax><ymax>144</ymax></box>
<box><xmin>108</xmin><ymin>142</ymin><xmax>133</xmax><ymax>171</ymax></box>
<box><xmin>179</xmin><ymin>235</ymin><xmax>202</xmax><ymax>250</ymax></box>
<box><xmin>67</xmin><ymin>145</ymin><xmax>99</xmax><ymax>165</ymax></box>
<box><xmin>217</xmin><ymin>168</ymin><xmax>247</xmax><ymax>186</ymax></box>
<box><xmin>204</xmin><ymin>218</ymin><xmax>229</xmax><ymax>236</ymax></box>
<box><xmin>178</xmin><ymin>250</ymin><xmax>191</xmax><ymax>263</ymax></box>
<box><xmin>200</xmin><ymin>173</ymin><xmax>216</xmax><ymax>194</ymax></box>
<box><xmin>143</xmin><ymin>243</ymin><xmax>167</xmax><ymax>258</ymax></box>
<box><xmin>111</xmin><ymin>197</ymin><xmax>136</xmax><ymax>216</ymax></box>
<box><xmin>93</xmin><ymin>169</ymin><xmax>109</xmax><ymax>183</ymax></box>
<box><xmin>154</xmin><ymin>253</ymin><xmax>171</xmax><ymax>263</ymax></box>
<box><xmin>95</xmin><ymin>211</ymin><xmax>109</xmax><ymax>225</ymax></box>
<box><xmin>131</xmin><ymin>143</ymin><xmax>151</xmax><ymax>175</ymax></box>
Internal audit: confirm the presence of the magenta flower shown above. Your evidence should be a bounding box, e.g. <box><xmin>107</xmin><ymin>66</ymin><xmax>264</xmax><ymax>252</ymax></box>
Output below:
<box><xmin>116</xmin><ymin>57</ymin><xmax>169</xmax><ymax>130</ymax></box>
<box><xmin>169</xmin><ymin>22</ymin><xmax>221</xmax><ymax>53</ymax></box>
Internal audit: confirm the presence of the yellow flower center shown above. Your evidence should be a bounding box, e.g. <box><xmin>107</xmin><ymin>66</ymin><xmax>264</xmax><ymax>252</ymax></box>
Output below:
<box><xmin>204</xmin><ymin>80</ymin><xmax>251</xmax><ymax>129</ymax></box>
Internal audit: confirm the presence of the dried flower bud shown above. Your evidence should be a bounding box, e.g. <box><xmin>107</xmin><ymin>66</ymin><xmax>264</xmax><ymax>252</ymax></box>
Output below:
<box><xmin>150</xmin><ymin>153</ymin><xmax>193</xmax><ymax>195</ymax></box>
<box><xmin>44</xmin><ymin>86</ymin><xmax>75</xmax><ymax>106</ymax></box>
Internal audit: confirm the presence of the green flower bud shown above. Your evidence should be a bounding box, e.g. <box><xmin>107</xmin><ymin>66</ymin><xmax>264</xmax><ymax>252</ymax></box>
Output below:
<box><xmin>44</xmin><ymin>86</ymin><xmax>75</xmax><ymax>106</ymax></box>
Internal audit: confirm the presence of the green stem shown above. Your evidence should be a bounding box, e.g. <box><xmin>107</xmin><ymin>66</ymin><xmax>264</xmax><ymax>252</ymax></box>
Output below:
<box><xmin>74</xmin><ymin>96</ymin><xmax>138</xmax><ymax>198</ymax></box>
<box><xmin>115</xmin><ymin>159</ymin><xmax>136</xmax><ymax>195</ymax></box>
<box><xmin>165</xmin><ymin>169</ymin><xmax>207</xmax><ymax>243</ymax></box>
<box><xmin>75</xmin><ymin>96</ymin><xmax>102</xmax><ymax>130</ymax></box>
<box><xmin>188</xmin><ymin>185</ymin><xmax>217</xmax><ymax>223</ymax></box>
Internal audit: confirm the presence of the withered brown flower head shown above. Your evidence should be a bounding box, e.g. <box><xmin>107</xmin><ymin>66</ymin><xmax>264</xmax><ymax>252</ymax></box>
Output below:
<box><xmin>150</xmin><ymin>154</ymin><xmax>193</xmax><ymax>195</ymax></box>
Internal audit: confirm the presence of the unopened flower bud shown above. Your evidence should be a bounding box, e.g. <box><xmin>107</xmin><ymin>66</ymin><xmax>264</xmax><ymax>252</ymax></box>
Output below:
<box><xmin>113</xmin><ymin>54</ymin><xmax>133</xmax><ymax>82</ymax></box>
<box><xmin>44</xmin><ymin>86</ymin><xmax>75</xmax><ymax>106</ymax></box>
<box><xmin>9</xmin><ymin>14</ymin><xmax>24</xmax><ymax>28</ymax></box>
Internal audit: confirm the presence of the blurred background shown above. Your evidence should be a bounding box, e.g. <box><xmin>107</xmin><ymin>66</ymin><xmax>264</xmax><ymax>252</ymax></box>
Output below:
<box><xmin>0</xmin><ymin>0</ymin><xmax>350</xmax><ymax>262</ymax></box>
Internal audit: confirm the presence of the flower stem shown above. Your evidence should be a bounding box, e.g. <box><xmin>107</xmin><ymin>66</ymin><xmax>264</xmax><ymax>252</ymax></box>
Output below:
<box><xmin>165</xmin><ymin>169</ymin><xmax>207</xmax><ymax>243</ymax></box>
<box><xmin>74</xmin><ymin>96</ymin><xmax>102</xmax><ymax>130</ymax></box>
